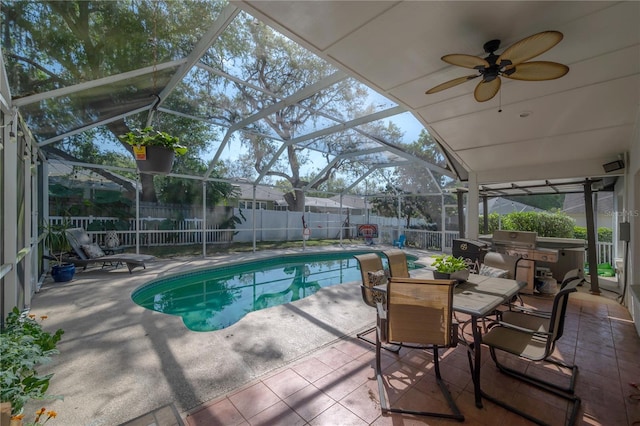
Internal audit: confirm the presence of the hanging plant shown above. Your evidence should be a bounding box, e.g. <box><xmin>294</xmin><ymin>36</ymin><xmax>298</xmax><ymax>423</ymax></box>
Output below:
<box><xmin>118</xmin><ymin>127</ymin><xmax>187</xmax><ymax>174</ymax></box>
<box><xmin>118</xmin><ymin>127</ymin><xmax>187</xmax><ymax>155</ymax></box>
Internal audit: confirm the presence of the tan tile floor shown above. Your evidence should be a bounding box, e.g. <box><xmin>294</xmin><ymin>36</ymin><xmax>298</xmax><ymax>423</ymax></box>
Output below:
<box><xmin>183</xmin><ymin>287</ymin><xmax>640</xmax><ymax>426</ymax></box>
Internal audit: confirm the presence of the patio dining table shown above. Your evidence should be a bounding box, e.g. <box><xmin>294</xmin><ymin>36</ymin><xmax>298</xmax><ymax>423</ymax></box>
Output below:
<box><xmin>378</xmin><ymin>269</ymin><xmax>526</xmax><ymax>408</ymax></box>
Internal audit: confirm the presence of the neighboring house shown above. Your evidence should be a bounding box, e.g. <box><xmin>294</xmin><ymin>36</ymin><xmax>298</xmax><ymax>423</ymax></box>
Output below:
<box><xmin>48</xmin><ymin>159</ymin><xmax>137</xmax><ymax>194</ymax></box>
<box><xmin>562</xmin><ymin>192</ymin><xmax>614</xmax><ymax>229</ymax></box>
<box><xmin>233</xmin><ymin>183</ymin><xmax>284</xmax><ymax>210</ymax></box>
<box><xmin>479</xmin><ymin>197</ymin><xmax>544</xmax><ymax>216</ymax></box>
<box><xmin>329</xmin><ymin>194</ymin><xmax>366</xmax><ymax>215</ymax></box>
<box><xmin>233</xmin><ymin>183</ymin><xmax>361</xmax><ymax>213</ymax></box>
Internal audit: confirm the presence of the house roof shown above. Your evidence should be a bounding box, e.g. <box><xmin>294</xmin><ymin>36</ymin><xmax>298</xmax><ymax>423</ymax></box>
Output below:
<box><xmin>480</xmin><ymin>197</ymin><xmax>544</xmax><ymax>216</ymax></box>
<box><xmin>562</xmin><ymin>192</ymin><xmax>614</xmax><ymax>215</ymax></box>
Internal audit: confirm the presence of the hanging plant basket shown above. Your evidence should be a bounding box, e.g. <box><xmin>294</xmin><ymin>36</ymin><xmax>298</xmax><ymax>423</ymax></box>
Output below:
<box><xmin>134</xmin><ymin>145</ymin><xmax>175</xmax><ymax>174</ymax></box>
<box><xmin>118</xmin><ymin>127</ymin><xmax>187</xmax><ymax>175</ymax></box>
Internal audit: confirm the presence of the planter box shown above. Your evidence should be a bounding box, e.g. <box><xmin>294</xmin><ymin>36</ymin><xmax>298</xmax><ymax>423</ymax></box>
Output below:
<box><xmin>433</xmin><ymin>269</ymin><xmax>469</xmax><ymax>283</ymax></box>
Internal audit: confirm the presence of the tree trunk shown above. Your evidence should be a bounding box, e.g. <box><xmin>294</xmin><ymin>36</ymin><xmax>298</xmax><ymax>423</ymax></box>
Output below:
<box><xmin>284</xmin><ymin>189</ymin><xmax>305</xmax><ymax>212</ymax></box>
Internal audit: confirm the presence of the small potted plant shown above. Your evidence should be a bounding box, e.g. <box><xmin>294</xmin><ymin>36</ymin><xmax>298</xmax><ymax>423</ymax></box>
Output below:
<box><xmin>118</xmin><ymin>126</ymin><xmax>187</xmax><ymax>174</ymax></box>
<box><xmin>432</xmin><ymin>254</ymin><xmax>470</xmax><ymax>283</ymax></box>
<box><xmin>42</xmin><ymin>221</ymin><xmax>76</xmax><ymax>283</ymax></box>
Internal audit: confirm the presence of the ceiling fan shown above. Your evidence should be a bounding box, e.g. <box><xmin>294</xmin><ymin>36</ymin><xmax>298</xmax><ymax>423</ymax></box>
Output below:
<box><xmin>425</xmin><ymin>31</ymin><xmax>569</xmax><ymax>102</ymax></box>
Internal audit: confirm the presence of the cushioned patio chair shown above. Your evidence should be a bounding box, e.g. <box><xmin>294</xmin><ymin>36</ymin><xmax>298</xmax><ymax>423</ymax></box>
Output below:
<box><xmin>353</xmin><ymin>253</ymin><xmax>399</xmax><ymax>353</ymax></box>
<box><xmin>64</xmin><ymin>228</ymin><xmax>155</xmax><ymax>273</ymax></box>
<box><xmin>382</xmin><ymin>249</ymin><xmax>409</xmax><ymax>278</ymax></box>
<box><xmin>481</xmin><ymin>279</ymin><xmax>581</xmax><ymax>425</ymax></box>
<box><xmin>375</xmin><ymin>277</ymin><xmax>464</xmax><ymax>421</ymax></box>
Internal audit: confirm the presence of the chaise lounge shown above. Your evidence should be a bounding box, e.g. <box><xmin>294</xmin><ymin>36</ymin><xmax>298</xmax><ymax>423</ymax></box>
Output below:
<box><xmin>64</xmin><ymin>228</ymin><xmax>155</xmax><ymax>273</ymax></box>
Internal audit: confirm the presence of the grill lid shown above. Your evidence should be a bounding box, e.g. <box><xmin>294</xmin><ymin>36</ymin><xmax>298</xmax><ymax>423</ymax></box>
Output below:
<box><xmin>492</xmin><ymin>230</ymin><xmax>537</xmax><ymax>249</ymax></box>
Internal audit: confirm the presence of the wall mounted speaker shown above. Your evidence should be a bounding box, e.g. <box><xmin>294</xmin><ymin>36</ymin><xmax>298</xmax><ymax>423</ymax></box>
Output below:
<box><xmin>603</xmin><ymin>160</ymin><xmax>625</xmax><ymax>173</ymax></box>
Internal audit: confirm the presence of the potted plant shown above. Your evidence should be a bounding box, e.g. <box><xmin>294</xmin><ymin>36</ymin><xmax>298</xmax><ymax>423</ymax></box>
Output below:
<box><xmin>432</xmin><ymin>254</ymin><xmax>470</xmax><ymax>283</ymax></box>
<box><xmin>0</xmin><ymin>308</ymin><xmax>64</xmax><ymax>422</ymax></box>
<box><xmin>42</xmin><ymin>221</ymin><xmax>75</xmax><ymax>283</ymax></box>
<box><xmin>118</xmin><ymin>127</ymin><xmax>187</xmax><ymax>174</ymax></box>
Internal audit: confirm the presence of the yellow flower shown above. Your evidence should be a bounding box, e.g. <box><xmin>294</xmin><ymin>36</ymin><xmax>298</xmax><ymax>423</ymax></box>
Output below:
<box><xmin>11</xmin><ymin>414</ymin><xmax>25</xmax><ymax>420</ymax></box>
<box><xmin>46</xmin><ymin>410</ymin><xmax>57</xmax><ymax>419</ymax></box>
<box><xmin>28</xmin><ymin>314</ymin><xmax>36</xmax><ymax>319</ymax></box>
<box><xmin>40</xmin><ymin>315</ymin><xmax>48</xmax><ymax>320</ymax></box>
<box><xmin>36</xmin><ymin>408</ymin><xmax>46</xmax><ymax>415</ymax></box>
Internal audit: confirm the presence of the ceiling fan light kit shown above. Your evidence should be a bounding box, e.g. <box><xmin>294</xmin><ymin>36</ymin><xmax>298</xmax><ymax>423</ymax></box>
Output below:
<box><xmin>426</xmin><ymin>31</ymin><xmax>569</xmax><ymax>102</ymax></box>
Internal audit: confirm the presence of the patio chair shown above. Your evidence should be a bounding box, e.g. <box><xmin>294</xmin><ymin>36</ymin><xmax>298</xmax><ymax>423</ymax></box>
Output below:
<box><xmin>375</xmin><ymin>277</ymin><xmax>464</xmax><ymax>421</ymax></box>
<box><xmin>392</xmin><ymin>234</ymin><xmax>406</xmax><ymax>248</ymax></box>
<box><xmin>64</xmin><ymin>228</ymin><xmax>155</xmax><ymax>273</ymax></box>
<box><xmin>382</xmin><ymin>249</ymin><xmax>409</xmax><ymax>278</ymax></box>
<box><xmin>481</xmin><ymin>279</ymin><xmax>581</xmax><ymax>425</ymax></box>
<box><xmin>353</xmin><ymin>253</ymin><xmax>399</xmax><ymax>353</ymax></box>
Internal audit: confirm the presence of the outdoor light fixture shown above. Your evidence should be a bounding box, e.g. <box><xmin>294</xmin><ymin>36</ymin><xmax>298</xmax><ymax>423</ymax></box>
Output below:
<box><xmin>602</xmin><ymin>160</ymin><xmax>625</xmax><ymax>173</ymax></box>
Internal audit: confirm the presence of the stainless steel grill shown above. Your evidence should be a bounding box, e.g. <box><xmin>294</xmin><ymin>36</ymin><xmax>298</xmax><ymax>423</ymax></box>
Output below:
<box><xmin>492</xmin><ymin>230</ymin><xmax>558</xmax><ymax>263</ymax></box>
<box><xmin>491</xmin><ymin>230</ymin><xmax>559</xmax><ymax>293</ymax></box>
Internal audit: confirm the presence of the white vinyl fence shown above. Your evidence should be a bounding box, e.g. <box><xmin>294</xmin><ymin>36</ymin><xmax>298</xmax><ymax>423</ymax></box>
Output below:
<box><xmin>49</xmin><ymin>212</ymin><xmax>614</xmax><ymax>266</ymax></box>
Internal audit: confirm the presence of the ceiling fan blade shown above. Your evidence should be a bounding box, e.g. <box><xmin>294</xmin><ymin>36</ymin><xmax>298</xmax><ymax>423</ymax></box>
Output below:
<box><xmin>442</xmin><ymin>54</ymin><xmax>489</xmax><ymax>69</ymax></box>
<box><xmin>497</xmin><ymin>31</ymin><xmax>563</xmax><ymax>67</ymax></box>
<box><xmin>504</xmin><ymin>61</ymin><xmax>569</xmax><ymax>81</ymax></box>
<box><xmin>474</xmin><ymin>77</ymin><xmax>501</xmax><ymax>102</ymax></box>
<box><xmin>425</xmin><ymin>74</ymin><xmax>479</xmax><ymax>94</ymax></box>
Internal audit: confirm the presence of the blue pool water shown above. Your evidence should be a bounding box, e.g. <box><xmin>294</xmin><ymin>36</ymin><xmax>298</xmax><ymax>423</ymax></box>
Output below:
<box><xmin>132</xmin><ymin>250</ymin><xmax>424</xmax><ymax>332</ymax></box>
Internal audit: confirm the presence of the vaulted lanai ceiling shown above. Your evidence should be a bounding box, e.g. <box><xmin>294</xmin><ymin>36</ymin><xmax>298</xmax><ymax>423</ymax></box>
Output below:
<box><xmin>236</xmin><ymin>1</ymin><xmax>640</xmax><ymax>187</ymax></box>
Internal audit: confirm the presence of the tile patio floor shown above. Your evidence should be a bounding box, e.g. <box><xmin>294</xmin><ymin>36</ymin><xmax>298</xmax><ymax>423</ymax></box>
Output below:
<box><xmin>183</xmin><ymin>286</ymin><xmax>640</xmax><ymax>426</ymax></box>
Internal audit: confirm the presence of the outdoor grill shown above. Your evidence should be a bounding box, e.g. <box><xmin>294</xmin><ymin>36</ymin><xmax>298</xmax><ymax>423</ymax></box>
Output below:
<box><xmin>490</xmin><ymin>230</ymin><xmax>559</xmax><ymax>293</ymax></box>
<box><xmin>491</xmin><ymin>230</ymin><xmax>559</xmax><ymax>263</ymax></box>
<box><xmin>452</xmin><ymin>239</ymin><xmax>490</xmax><ymax>271</ymax></box>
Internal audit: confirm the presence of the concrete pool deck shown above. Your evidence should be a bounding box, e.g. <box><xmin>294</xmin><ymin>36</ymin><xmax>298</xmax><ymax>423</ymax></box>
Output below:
<box><xmin>27</xmin><ymin>245</ymin><xmax>436</xmax><ymax>425</ymax></box>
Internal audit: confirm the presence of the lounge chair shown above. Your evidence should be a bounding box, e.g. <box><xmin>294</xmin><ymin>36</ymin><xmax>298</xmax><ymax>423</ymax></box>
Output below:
<box><xmin>64</xmin><ymin>228</ymin><xmax>155</xmax><ymax>273</ymax></box>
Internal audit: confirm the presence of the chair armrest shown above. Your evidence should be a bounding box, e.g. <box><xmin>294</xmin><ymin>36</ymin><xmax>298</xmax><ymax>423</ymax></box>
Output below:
<box><xmin>376</xmin><ymin>302</ymin><xmax>386</xmax><ymax>320</ymax></box>
<box><xmin>495</xmin><ymin>321</ymin><xmax>553</xmax><ymax>338</ymax></box>
<box><xmin>507</xmin><ymin>305</ymin><xmax>552</xmax><ymax>319</ymax></box>
<box><xmin>376</xmin><ymin>302</ymin><xmax>388</xmax><ymax>343</ymax></box>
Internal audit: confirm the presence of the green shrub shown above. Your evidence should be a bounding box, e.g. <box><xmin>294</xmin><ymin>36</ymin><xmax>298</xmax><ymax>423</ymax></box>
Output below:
<box><xmin>0</xmin><ymin>307</ymin><xmax>64</xmax><ymax>414</ymax></box>
<box><xmin>573</xmin><ymin>226</ymin><xmax>612</xmax><ymax>242</ymax></box>
<box><xmin>480</xmin><ymin>211</ymin><xmax>575</xmax><ymax>238</ymax></box>
<box><xmin>479</xmin><ymin>213</ymin><xmax>501</xmax><ymax>234</ymax></box>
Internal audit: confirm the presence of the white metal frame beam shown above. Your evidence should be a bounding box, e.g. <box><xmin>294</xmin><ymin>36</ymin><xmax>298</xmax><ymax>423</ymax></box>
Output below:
<box><xmin>205</xmin><ymin>70</ymin><xmax>348</xmax><ymax>178</ymax></box>
<box><xmin>12</xmin><ymin>60</ymin><xmax>186</xmax><ymax>108</ymax></box>
<box><xmin>149</xmin><ymin>4</ymin><xmax>241</xmax><ymax>120</ymax></box>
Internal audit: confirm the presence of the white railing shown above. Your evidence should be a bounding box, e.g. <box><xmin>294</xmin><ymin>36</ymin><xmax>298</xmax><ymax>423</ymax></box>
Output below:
<box><xmin>49</xmin><ymin>216</ymin><xmax>232</xmax><ymax>247</ymax></box>
<box><xmin>49</xmin><ymin>215</ymin><xmax>615</xmax><ymax>265</ymax></box>
<box><xmin>590</xmin><ymin>241</ymin><xmax>614</xmax><ymax>267</ymax></box>
<box><xmin>402</xmin><ymin>229</ymin><xmax>460</xmax><ymax>252</ymax></box>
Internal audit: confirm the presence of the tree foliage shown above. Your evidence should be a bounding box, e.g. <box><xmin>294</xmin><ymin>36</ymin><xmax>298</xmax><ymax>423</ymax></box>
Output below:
<box><xmin>1</xmin><ymin>1</ymin><xmax>229</xmax><ymax>202</ymax></box>
<box><xmin>202</xmin><ymin>16</ymin><xmax>386</xmax><ymax>211</ymax></box>
<box><xmin>368</xmin><ymin>130</ymin><xmax>456</xmax><ymax>229</ymax></box>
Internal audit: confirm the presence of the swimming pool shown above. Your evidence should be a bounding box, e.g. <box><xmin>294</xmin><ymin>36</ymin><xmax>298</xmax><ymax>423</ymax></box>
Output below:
<box><xmin>132</xmin><ymin>250</ymin><xmax>424</xmax><ymax>332</ymax></box>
